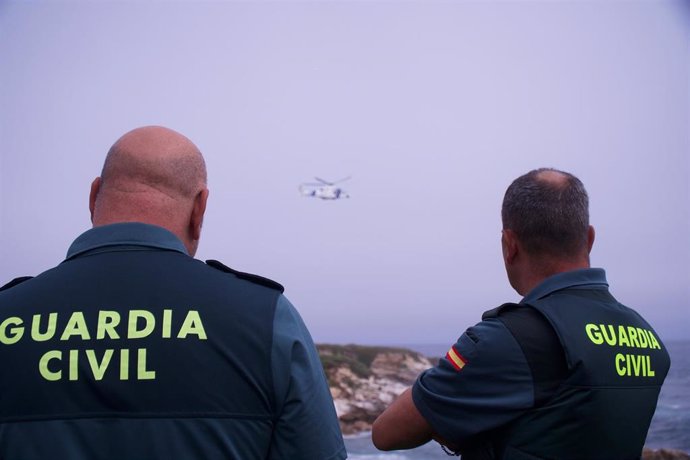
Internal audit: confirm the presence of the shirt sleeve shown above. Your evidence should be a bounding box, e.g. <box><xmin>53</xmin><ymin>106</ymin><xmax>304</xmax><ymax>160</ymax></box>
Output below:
<box><xmin>411</xmin><ymin>317</ymin><xmax>535</xmax><ymax>446</ymax></box>
<box><xmin>269</xmin><ymin>295</ymin><xmax>346</xmax><ymax>460</ymax></box>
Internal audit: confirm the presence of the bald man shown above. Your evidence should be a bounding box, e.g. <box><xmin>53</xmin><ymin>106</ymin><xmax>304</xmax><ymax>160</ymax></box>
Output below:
<box><xmin>0</xmin><ymin>126</ymin><xmax>346</xmax><ymax>460</ymax></box>
<box><xmin>372</xmin><ymin>168</ymin><xmax>670</xmax><ymax>460</ymax></box>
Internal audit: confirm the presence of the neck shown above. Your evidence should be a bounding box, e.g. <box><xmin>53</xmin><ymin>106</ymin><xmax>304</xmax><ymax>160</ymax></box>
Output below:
<box><xmin>93</xmin><ymin>215</ymin><xmax>192</xmax><ymax>253</ymax></box>
<box><xmin>515</xmin><ymin>259</ymin><xmax>590</xmax><ymax>296</ymax></box>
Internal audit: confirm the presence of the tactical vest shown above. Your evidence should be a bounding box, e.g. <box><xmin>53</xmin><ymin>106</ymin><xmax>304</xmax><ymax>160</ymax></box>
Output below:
<box><xmin>0</xmin><ymin>249</ymin><xmax>283</xmax><ymax>459</ymax></box>
<box><xmin>491</xmin><ymin>287</ymin><xmax>670</xmax><ymax>460</ymax></box>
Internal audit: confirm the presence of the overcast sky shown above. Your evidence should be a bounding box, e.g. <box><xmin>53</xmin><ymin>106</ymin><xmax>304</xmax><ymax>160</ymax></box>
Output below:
<box><xmin>1</xmin><ymin>0</ymin><xmax>688</xmax><ymax>345</ymax></box>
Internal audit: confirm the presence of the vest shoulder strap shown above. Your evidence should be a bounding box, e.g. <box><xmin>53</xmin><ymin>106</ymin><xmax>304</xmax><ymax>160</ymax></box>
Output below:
<box><xmin>487</xmin><ymin>303</ymin><xmax>568</xmax><ymax>406</ymax></box>
<box><xmin>205</xmin><ymin>259</ymin><xmax>284</xmax><ymax>293</ymax></box>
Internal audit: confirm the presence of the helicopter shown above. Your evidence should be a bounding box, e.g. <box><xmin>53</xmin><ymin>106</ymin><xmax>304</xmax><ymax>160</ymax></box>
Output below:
<box><xmin>299</xmin><ymin>176</ymin><xmax>351</xmax><ymax>200</ymax></box>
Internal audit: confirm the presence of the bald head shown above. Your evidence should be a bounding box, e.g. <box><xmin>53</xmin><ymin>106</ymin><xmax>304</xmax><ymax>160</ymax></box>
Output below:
<box><xmin>90</xmin><ymin>126</ymin><xmax>209</xmax><ymax>256</ymax></box>
<box><xmin>101</xmin><ymin>126</ymin><xmax>206</xmax><ymax>197</ymax></box>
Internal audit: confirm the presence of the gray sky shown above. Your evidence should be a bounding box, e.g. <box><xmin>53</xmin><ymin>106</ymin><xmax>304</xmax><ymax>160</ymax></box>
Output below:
<box><xmin>1</xmin><ymin>0</ymin><xmax>688</xmax><ymax>345</ymax></box>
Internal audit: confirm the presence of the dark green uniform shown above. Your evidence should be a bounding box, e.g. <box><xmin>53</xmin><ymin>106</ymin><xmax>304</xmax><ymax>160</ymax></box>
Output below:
<box><xmin>0</xmin><ymin>223</ymin><xmax>345</xmax><ymax>460</ymax></box>
<box><xmin>413</xmin><ymin>268</ymin><xmax>670</xmax><ymax>460</ymax></box>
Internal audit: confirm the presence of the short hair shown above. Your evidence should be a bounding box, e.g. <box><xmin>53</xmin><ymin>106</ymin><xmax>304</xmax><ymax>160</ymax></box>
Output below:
<box><xmin>501</xmin><ymin>168</ymin><xmax>590</xmax><ymax>258</ymax></box>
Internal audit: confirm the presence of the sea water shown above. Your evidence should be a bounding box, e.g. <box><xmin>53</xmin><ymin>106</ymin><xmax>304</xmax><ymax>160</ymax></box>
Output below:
<box><xmin>345</xmin><ymin>341</ymin><xmax>690</xmax><ymax>458</ymax></box>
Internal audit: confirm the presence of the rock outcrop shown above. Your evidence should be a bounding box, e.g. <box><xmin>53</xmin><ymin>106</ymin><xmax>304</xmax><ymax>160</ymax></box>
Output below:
<box><xmin>643</xmin><ymin>449</ymin><xmax>690</xmax><ymax>460</ymax></box>
<box><xmin>317</xmin><ymin>344</ymin><xmax>434</xmax><ymax>434</ymax></box>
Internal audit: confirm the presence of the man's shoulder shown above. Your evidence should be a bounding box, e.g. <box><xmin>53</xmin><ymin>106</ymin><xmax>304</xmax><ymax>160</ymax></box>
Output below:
<box><xmin>482</xmin><ymin>302</ymin><xmax>522</xmax><ymax>320</ymax></box>
<box><xmin>444</xmin><ymin>308</ymin><xmax>531</xmax><ymax>367</ymax></box>
<box><xmin>204</xmin><ymin>259</ymin><xmax>284</xmax><ymax>293</ymax></box>
<box><xmin>475</xmin><ymin>303</ymin><xmax>556</xmax><ymax>350</ymax></box>
<box><xmin>481</xmin><ymin>303</ymin><xmax>562</xmax><ymax>351</ymax></box>
<box><xmin>0</xmin><ymin>276</ymin><xmax>33</xmax><ymax>293</ymax></box>
<box><xmin>483</xmin><ymin>302</ymin><xmax>554</xmax><ymax>331</ymax></box>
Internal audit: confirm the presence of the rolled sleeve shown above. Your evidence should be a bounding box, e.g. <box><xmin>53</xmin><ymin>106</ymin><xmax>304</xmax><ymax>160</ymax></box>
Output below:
<box><xmin>269</xmin><ymin>295</ymin><xmax>346</xmax><ymax>460</ymax></box>
<box><xmin>412</xmin><ymin>318</ymin><xmax>534</xmax><ymax>445</ymax></box>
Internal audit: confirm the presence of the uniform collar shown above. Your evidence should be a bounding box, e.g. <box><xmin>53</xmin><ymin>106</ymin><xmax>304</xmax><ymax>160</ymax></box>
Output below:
<box><xmin>65</xmin><ymin>222</ymin><xmax>189</xmax><ymax>260</ymax></box>
<box><xmin>521</xmin><ymin>268</ymin><xmax>608</xmax><ymax>304</ymax></box>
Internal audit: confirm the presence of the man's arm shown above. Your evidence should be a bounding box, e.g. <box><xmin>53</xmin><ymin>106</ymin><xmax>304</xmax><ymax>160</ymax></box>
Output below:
<box><xmin>374</xmin><ymin>318</ymin><xmax>538</xmax><ymax>454</ymax></box>
<box><xmin>270</xmin><ymin>295</ymin><xmax>346</xmax><ymax>460</ymax></box>
<box><xmin>372</xmin><ymin>388</ymin><xmax>433</xmax><ymax>450</ymax></box>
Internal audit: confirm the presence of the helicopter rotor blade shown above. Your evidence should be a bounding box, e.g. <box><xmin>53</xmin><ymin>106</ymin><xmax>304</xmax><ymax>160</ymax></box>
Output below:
<box><xmin>332</xmin><ymin>176</ymin><xmax>351</xmax><ymax>184</ymax></box>
<box><xmin>314</xmin><ymin>177</ymin><xmax>333</xmax><ymax>185</ymax></box>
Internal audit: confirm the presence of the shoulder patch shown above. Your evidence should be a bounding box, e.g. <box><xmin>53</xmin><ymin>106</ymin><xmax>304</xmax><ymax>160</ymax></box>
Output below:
<box><xmin>445</xmin><ymin>344</ymin><xmax>468</xmax><ymax>372</ymax></box>
<box><xmin>205</xmin><ymin>259</ymin><xmax>284</xmax><ymax>293</ymax></box>
<box><xmin>0</xmin><ymin>276</ymin><xmax>33</xmax><ymax>292</ymax></box>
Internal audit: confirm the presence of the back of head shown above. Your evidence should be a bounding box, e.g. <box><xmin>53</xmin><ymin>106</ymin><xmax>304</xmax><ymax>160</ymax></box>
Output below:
<box><xmin>100</xmin><ymin>126</ymin><xmax>206</xmax><ymax>196</ymax></box>
<box><xmin>90</xmin><ymin>126</ymin><xmax>208</xmax><ymax>255</ymax></box>
<box><xmin>501</xmin><ymin>168</ymin><xmax>590</xmax><ymax>261</ymax></box>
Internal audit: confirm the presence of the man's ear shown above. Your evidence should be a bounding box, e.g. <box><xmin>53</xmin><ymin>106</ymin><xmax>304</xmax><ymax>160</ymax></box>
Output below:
<box><xmin>89</xmin><ymin>177</ymin><xmax>102</xmax><ymax>223</ymax></box>
<box><xmin>502</xmin><ymin>229</ymin><xmax>519</xmax><ymax>265</ymax></box>
<box><xmin>190</xmin><ymin>188</ymin><xmax>209</xmax><ymax>241</ymax></box>
<box><xmin>587</xmin><ymin>225</ymin><xmax>595</xmax><ymax>253</ymax></box>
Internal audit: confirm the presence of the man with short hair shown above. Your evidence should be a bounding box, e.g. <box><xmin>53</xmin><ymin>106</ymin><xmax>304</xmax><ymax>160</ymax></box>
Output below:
<box><xmin>372</xmin><ymin>168</ymin><xmax>670</xmax><ymax>459</ymax></box>
<box><xmin>0</xmin><ymin>126</ymin><xmax>346</xmax><ymax>460</ymax></box>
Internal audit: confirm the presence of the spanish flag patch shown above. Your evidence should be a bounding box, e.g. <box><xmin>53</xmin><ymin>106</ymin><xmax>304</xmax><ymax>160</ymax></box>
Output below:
<box><xmin>446</xmin><ymin>345</ymin><xmax>467</xmax><ymax>371</ymax></box>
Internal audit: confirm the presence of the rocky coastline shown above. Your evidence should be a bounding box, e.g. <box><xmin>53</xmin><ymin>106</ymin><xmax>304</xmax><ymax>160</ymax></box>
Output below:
<box><xmin>316</xmin><ymin>344</ymin><xmax>689</xmax><ymax>459</ymax></box>
<box><xmin>318</xmin><ymin>343</ymin><xmax>433</xmax><ymax>435</ymax></box>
